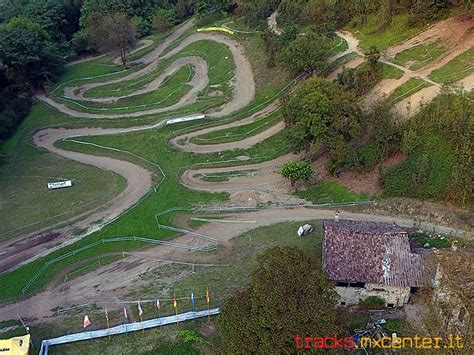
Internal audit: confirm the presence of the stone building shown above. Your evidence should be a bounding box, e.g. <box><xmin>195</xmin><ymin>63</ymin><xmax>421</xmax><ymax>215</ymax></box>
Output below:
<box><xmin>322</xmin><ymin>219</ymin><xmax>424</xmax><ymax>307</ymax></box>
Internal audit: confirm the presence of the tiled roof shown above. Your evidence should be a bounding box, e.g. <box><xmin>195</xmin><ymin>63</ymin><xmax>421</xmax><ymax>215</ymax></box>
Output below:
<box><xmin>322</xmin><ymin>219</ymin><xmax>424</xmax><ymax>287</ymax></box>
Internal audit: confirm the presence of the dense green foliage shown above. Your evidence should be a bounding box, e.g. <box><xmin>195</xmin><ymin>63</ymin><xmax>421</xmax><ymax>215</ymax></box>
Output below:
<box><xmin>0</xmin><ymin>0</ymin><xmax>83</xmax><ymax>144</ymax></box>
<box><xmin>0</xmin><ymin>13</ymin><xmax>66</xmax><ymax>143</ymax></box>
<box><xmin>283</xmin><ymin>77</ymin><xmax>401</xmax><ymax>175</ymax></box>
<box><xmin>277</xmin><ymin>31</ymin><xmax>332</xmax><ymax>75</ymax></box>
<box><xmin>382</xmin><ymin>91</ymin><xmax>473</xmax><ymax>204</ymax></box>
<box><xmin>280</xmin><ymin>161</ymin><xmax>313</xmax><ymax>187</ymax></box>
<box><xmin>285</xmin><ymin>78</ymin><xmax>471</xmax><ymax>205</ymax></box>
<box><xmin>337</xmin><ymin>48</ymin><xmax>386</xmax><ymax>95</ymax></box>
<box><xmin>219</xmin><ymin>246</ymin><xmax>343</xmax><ymax>354</ymax></box>
<box><xmin>237</xmin><ymin>0</ymin><xmax>470</xmax><ymax>34</ymax></box>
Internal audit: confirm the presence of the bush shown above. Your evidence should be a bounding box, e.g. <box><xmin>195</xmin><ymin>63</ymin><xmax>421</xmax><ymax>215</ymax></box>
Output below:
<box><xmin>408</xmin><ymin>231</ymin><xmax>451</xmax><ymax>249</ymax></box>
<box><xmin>359</xmin><ymin>296</ymin><xmax>385</xmax><ymax>307</ymax></box>
<box><xmin>132</xmin><ymin>16</ymin><xmax>153</xmax><ymax>37</ymax></box>
<box><xmin>179</xmin><ymin>329</ymin><xmax>204</xmax><ymax>344</ymax></box>
<box><xmin>280</xmin><ymin>161</ymin><xmax>313</xmax><ymax>187</ymax></box>
<box><xmin>71</xmin><ymin>30</ymin><xmax>94</xmax><ymax>56</ymax></box>
<box><xmin>153</xmin><ymin>9</ymin><xmax>175</xmax><ymax>34</ymax></box>
<box><xmin>382</xmin><ymin>133</ymin><xmax>456</xmax><ymax>200</ymax></box>
<box><xmin>359</xmin><ymin>142</ymin><xmax>384</xmax><ymax>171</ymax></box>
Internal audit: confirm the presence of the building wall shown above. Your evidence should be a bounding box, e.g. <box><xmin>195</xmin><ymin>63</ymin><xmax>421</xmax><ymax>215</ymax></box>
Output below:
<box><xmin>432</xmin><ymin>264</ymin><xmax>472</xmax><ymax>338</ymax></box>
<box><xmin>336</xmin><ymin>283</ymin><xmax>411</xmax><ymax>307</ymax></box>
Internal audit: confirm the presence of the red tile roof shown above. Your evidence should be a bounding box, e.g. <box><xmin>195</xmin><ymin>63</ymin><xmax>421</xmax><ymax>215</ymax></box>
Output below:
<box><xmin>323</xmin><ymin>220</ymin><xmax>424</xmax><ymax>287</ymax></box>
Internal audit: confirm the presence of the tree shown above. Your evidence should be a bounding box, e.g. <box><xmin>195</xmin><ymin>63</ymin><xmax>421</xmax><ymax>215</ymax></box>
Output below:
<box><xmin>278</xmin><ymin>31</ymin><xmax>331</xmax><ymax>75</ymax></box>
<box><xmin>132</xmin><ymin>16</ymin><xmax>153</xmax><ymax>37</ymax></box>
<box><xmin>0</xmin><ymin>14</ymin><xmax>64</xmax><ymax>143</ymax></box>
<box><xmin>411</xmin><ymin>0</ymin><xmax>454</xmax><ymax>21</ymax></box>
<box><xmin>84</xmin><ymin>11</ymin><xmax>136</xmax><ymax>69</ymax></box>
<box><xmin>152</xmin><ymin>9</ymin><xmax>174</xmax><ymax>34</ymax></box>
<box><xmin>302</xmin><ymin>0</ymin><xmax>338</xmax><ymax>33</ymax></box>
<box><xmin>0</xmin><ymin>16</ymin><xmax>64</xmax><ymax>85</ymax></box>
<box><xmin>366</xmin><ymin>46</ymin><xmax>381</xmax><ymax>68</ymax></box>
<box><xmin>337</xmin><ymin>61</ymin><xmax>382</xmax><ymax>96</ymax></box>
<box><xmin>24</xmin><ymin>0</ymin><xmax>68</xmax><ymax>43</ymax></box>
<box><xmin>219</xmin><ymin>246</ymin><xmax>343</xmax><ymax>354</ymax></box>
<box><xmin>283</xmin><ymin>77</ymin><xmax>363</xmax><ymax>174</ymax></box>
<box><xmin>280</xmin><ymin>161</ymin><xmax>313</xmax><ymax>187</ymax></box>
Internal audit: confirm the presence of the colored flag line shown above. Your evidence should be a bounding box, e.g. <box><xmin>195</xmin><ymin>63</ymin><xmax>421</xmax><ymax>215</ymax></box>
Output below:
<box><xmin>40</xmin><ymin>308</ymin><xmax>220</xmax><ymax>354</ymax></box>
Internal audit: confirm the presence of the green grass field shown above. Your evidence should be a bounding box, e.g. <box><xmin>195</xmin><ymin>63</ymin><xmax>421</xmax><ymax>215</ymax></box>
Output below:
<box><xmin>428</xmin><ymin>47</ymin><xmax>474</xmax><ymax>84</ymax></box>
<box><xmin>0</xmin><ymin>16</ymin><xmax>296</xmax><ymax>305</ymax></box>
<box><xmin>56</xmin><ymin>40</ymin><xmax>235</xmax><ymax>114</ymax></box>
<box><xmin>295</xmin><ymin>181</ymin><xmax>369</xmax><ymax>204</ymax></box>
<box><xmin>389</xmin><ymin>77</ymin><xmax>432</xmax><ymax>103</ymax></box>
<box><xmin>192</xmin><ymin>109</ymin><xmax>282</xmax><ymax>145</ymax></box>
<box><xmin>0</xmin><ymin>119</ymin><xmax>297</xmax><ymax>304</ymax></box>
<box><xmin>0</xmin><ymin>103</ymin><xmax>127</xmax><ymax>239</ymax></box>
<box><xmin>393</xmin><ymin>41</ymin><xmax>446</xmax><ymax>70</ymax></box>
<box><xmin>23</xmin><ymin>220</ymin><xmax>324</xmax><ymax>353</ymax></box>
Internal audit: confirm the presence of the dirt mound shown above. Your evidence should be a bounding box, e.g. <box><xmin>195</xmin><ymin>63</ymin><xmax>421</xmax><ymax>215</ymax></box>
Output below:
<box><xmin>386</xmin><ymin>15</ymin><xmax>474</xmax><ymax>58</ymax></box>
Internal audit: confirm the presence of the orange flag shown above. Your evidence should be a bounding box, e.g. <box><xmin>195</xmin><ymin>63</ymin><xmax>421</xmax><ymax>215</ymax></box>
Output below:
<box><xmin>83</xmin><ymin>315</ymin><xmax>91</xmax><ymax>329</ymax></box>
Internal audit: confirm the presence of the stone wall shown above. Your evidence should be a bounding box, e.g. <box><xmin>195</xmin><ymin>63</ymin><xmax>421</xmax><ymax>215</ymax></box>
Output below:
<box><xmin>432</xmin><ymin>264</ymin><xmax>472</xmax><ymax>337</ymax></box>
<box><xmin>336</xmin><ymin>283</ymin><xmax>411</xmax><ymax>307</ymax></box>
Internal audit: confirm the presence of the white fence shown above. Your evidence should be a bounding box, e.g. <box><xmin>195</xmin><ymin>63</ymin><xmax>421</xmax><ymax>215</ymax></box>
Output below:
<box><xmin>39</xmin><ymin>308</ymin><xmax>220</xmax><ymax>355</ymax></box>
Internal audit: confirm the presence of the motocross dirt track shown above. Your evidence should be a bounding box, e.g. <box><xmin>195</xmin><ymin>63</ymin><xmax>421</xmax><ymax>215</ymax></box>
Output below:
<box><xmin>1</xmin><ymin>14</ymin><xmax>472</xmax><ymax>323</ymax></box>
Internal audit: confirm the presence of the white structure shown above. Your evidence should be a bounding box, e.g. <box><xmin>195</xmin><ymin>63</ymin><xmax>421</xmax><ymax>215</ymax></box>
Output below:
<box><xmin>47</xmin><ymin>180</ymin><xmax>73</xmax><ymax>190</ymax></box>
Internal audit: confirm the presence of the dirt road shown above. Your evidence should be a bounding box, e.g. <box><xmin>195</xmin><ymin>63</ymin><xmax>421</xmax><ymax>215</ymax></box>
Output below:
<box><xmin>0</xmin><ymin>207</ymin><xmax>465</xmax><ymax>322</ymax></box>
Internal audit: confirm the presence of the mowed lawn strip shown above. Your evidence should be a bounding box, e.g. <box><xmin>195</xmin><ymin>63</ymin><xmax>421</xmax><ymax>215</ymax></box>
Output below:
<box><xmin>393</xmin><ymin>41</ymin><xmax>446</xmax><ymax>70</ymax></box>
<box><xmin>192</xmin><ymin>109</ymin><xmax>282</xmax><ymax>145</ymax></box>
<box><xmin>295</xmin><ymin>181</ymin><xmax>369</xmax><ymax>204</ymax></box>
<box><xmin>428</xmin><ymin>47</ymin><xmax>474</xmax><ymax>84</ymax></box>
<box><xmin>389</xmin><ymin>77</ymin><xmax>432</xmax><ymax>103</ymax></box>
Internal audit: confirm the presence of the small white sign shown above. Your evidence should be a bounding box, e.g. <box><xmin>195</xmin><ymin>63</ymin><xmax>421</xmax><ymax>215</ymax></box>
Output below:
<box><xmin>166</xmin><ymin>114</ymin><xmax>205</xmax><ymax>125</ymax></box>
<box><xmin>47</xmin><ymin>180</ymin><xmax>73</xmax><ymax>190</ymax></box>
